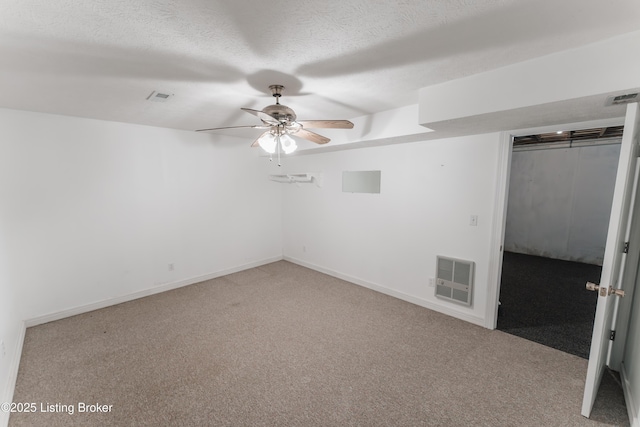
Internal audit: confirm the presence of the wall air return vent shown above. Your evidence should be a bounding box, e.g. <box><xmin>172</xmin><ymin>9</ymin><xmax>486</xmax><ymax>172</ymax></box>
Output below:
<box><xmin>435</xmin><ymin>256</ymin><xmax>474</xmax><ymax>306</ymax></box>
<box><xmin>605</xmin><ymin>93</ymin><xmax>638</xmax><ymax>106</ymax></box>
<box><xmin>147</xmin><ymin>91</ymin><xmax>174</xmax><ymax>102</ymax></box>
<box><xmin>268</xmin><ymin>173</ymin><xmax>323</xmax><ymax>187</ymax></box>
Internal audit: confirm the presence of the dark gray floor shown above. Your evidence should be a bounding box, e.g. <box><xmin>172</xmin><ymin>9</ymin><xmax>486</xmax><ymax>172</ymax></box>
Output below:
<box><xmin>497</xmin><ymin>251</ymin><xmax>601</xmax><ymax>359</ymax></box>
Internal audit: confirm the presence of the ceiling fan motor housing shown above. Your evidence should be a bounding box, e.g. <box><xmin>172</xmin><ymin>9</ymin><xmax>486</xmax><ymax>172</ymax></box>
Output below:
<box><xmin>262</xmin><ymin>104</ymin><xmax>297</xmax><ymax>124</ymax></box>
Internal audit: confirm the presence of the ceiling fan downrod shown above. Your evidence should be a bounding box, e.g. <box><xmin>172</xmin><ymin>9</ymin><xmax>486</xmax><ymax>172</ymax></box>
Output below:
<box><xmin>269</xmin><ymin>85</ymin><xmax>284</xmax><ymax>105</ymax></box>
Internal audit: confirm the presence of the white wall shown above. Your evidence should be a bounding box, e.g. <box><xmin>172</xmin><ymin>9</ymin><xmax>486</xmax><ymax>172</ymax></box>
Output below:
<box><xmin>624</xmin><ymin>269</ymin><xmax>640</xmax><ymax>427</ymax></box>
<box><xmin>281</xmin><ymin>133</ymin><xmax>502</xmax><ymax>325</ymax></box>
<box><xmin>0</xmin><ymin>108</ymin><xmax>284</xmax><ymax>322</ymax></box>
<box><xmin>0</xmin><ymin>226</ymin><xmax>23</xmax><ymax>427</ymax></box>
<box><xmin>504</xmin><ymin>143</ymin><xmax>620</xmax><ymax>265</ymax></box>
<box><xmin>0</xmin><ymin>108</ymin><xmax>284</xmax><ymax>409</ymax></box>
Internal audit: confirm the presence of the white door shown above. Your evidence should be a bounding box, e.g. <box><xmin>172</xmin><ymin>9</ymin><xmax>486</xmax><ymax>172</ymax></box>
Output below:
<box><xmin>582</xmin><ymin>102</ymin><xmax>640</xmax><ymax>418</ymax></box>
<box><xmin>609</xmin><ymin>159</ymin><xmax>640</xmax><ymax>371</ymax></box>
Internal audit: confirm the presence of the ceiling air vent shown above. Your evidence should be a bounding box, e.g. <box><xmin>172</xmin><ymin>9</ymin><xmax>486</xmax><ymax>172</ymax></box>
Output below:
<box><xmin>606</xmin><ymin>92</ymin><xmax>638</xmax><ymax>106</ymax></box>
<box><xmin>147</xmin><ymin>91</ymin><xmax>174</xmax><ymax>102</ymax></box>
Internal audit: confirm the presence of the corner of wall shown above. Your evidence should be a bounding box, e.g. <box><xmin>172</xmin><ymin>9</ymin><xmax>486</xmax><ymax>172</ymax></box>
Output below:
<box><xmin>620</xmin><ymin>361</ymin><xmax>639</xmax><ymax>427</ymax></box>
<box><xmin>0</xmin><ymin>321</ymin><xmax>26</xmax><ymax>427</ymax></box>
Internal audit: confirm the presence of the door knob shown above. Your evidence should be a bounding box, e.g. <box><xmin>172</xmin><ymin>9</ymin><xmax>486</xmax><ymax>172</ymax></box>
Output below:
<box><xmin>586</xmin><ymin>282</ymin><xmax>607</xmax><ymax>296</ymax></box>
<box><xmin>585</xmin><ymin>282</ymin><xmax>625</xmax><ymax>297</ymax></box>
<box><xmin>610</xmin><ymin>288</ymin><xmax>626</xmax><ymax>297</ymax></box>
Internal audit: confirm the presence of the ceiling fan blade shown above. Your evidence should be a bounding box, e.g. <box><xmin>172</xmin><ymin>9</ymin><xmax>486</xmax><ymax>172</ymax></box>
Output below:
<box><xmin>195</xmin><ymin>125</ymin><xmax>269</xmax><ymax>132</ymax></box>
<box><xmin>295</xmin><ymin>128</ymin><xmax>330</xmax><ymax>145</ymax></box>
<box><xmin>251</xmin><ymin>131</ymin><xmax>270</xmax><ymax>148</ymax></box>
<box><xmin>241</xmin><ymin>108</ymin><xmax>281</xmax><ymax>126</ymax></box>
<box><xmin>298</xmin><ymin>120</ymin><xmax>354</xmax><ymax>129</ymax></box>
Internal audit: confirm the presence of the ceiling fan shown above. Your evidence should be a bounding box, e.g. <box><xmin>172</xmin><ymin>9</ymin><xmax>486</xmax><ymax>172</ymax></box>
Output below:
<box><xmin>196</xmin><ymin>85</ymin><xmax>354</xmax><ymax>160</ymax></box>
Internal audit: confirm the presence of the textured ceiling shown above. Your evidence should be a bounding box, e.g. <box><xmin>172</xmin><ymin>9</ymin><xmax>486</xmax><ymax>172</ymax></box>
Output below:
<box><xmin>1</xmin><ymin>0</ymin><xmax>639</xmax><ymax>135</ymax></box>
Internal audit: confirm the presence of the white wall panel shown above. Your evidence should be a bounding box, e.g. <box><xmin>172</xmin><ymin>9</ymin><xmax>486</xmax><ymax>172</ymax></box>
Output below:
<box><xmin>504</xmin><ymin>144</ymin><xmax>620</xmax><ymax>264</ymax></box>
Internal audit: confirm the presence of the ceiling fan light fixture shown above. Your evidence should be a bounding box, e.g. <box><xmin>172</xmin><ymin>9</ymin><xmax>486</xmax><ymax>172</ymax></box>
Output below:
<box><xmin>279</xmin><ymin>134</ymin><xmax>297</xmax><ymax>154</ymax></box>
<box><xmin>258</xmin><ymin>133</ymin><xmax>277</xmax><ymax>154</ymax></box>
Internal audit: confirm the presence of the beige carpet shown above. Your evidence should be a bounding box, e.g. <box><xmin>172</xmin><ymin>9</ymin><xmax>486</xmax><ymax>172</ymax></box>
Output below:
<box><xmin>10</xmin><ymin>261</ymin><xmax>629</xmax><ymax>426</ymax></box>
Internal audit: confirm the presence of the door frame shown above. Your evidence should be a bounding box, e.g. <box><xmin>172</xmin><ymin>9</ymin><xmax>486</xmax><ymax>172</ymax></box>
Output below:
<box><xmin>486</xmin><ymin>116</ymin><xmax>627</xmax><ymax>330</ymax></box>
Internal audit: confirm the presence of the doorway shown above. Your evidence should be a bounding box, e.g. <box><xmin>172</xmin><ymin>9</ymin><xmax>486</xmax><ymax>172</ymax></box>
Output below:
<box><xmin>497</xmin><ymin>126</ymin><xmax>623</xmax><ymax>358</ymax></box>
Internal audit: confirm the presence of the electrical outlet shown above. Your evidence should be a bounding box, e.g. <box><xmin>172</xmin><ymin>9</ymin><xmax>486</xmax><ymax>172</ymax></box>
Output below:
<box><xmin>1</xmin><ymin>340</ymin><xmax>5</xmax><ymax>358</ymax></box>
<box><xmin>470</xmin><ymin>215</ymin><xmax>478</xmax><ymax>226</ymax></box>
<box><xmin>168</xmin><ymin>263</ymin><xmax>174</xmax><ymax>271</ymax></box>
<box><xmin>428</xmin><ymin>278</ymin><xmax>435</xmax><ymax>288</ymax></box>
<box><xmin>302</xmin><ymin>245</ymin><xmax>307</xmax><ymax>253</ymax></box>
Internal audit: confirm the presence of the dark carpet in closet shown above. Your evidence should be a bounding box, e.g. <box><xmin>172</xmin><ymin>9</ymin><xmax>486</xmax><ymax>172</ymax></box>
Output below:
<box><xmin>498</xmin><ymin>251</ymin><xmax>601</xmax><ymax>359</ymax></box>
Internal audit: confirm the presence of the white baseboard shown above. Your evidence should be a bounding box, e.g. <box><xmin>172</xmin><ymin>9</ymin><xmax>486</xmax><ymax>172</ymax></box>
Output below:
<box><xmin>25</xmin><ymin>256</ymin><xmax>283</xmax><ymax>328</ymax></box>
<box><xmin>284</xmin><ymin>256</ymin><xmax>486</xmax><ymax>328</ymax></box>
<box><xmin>620</xmin><ymin>361</ymin><xmax>638</xmax><ymax>427</ymax></box>
<box><xmin>1</xmin><ymin>322</ymin><xmax>26</xmax><ymax>427</ymax></box>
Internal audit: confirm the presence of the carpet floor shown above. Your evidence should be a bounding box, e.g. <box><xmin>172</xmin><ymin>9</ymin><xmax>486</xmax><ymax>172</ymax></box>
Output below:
<box><xmin>10</xmin><ymin>261</ymin><xmax>628</xmax><ymax>426</ymax></box>
<box><xmin>497</xmin><ymin>252</ymin><xmax>601</xmax><ymax>359</ymax></box>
